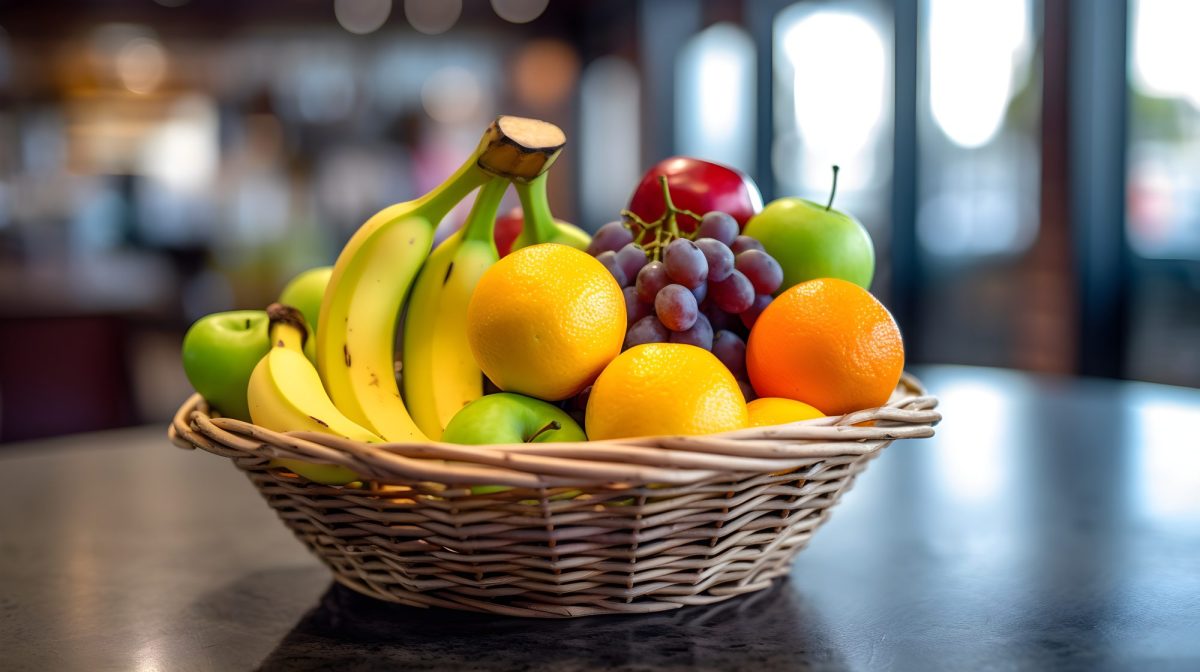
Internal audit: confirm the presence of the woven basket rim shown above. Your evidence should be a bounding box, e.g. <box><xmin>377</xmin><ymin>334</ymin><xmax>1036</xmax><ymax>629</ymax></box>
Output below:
<box><xmin>169</xmin><ymin>371</ymin><xmax>939</xmax><ymax>488</ymax></box>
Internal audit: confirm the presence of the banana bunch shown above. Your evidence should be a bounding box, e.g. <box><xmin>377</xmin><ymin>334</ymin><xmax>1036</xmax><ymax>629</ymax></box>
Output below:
<box><xmin>247</xmin><ymin>304</ymin><xmax>378</xmax><ymax>485</ymax></box>
<box><xmin>402</xmin><ymin>177</ymin><xmax>509</xmax><ymax>439</ymax></box>
<box><xmin>317</xmin><ymin>116</ymin><xmax>566</xmax><ymax>442</ymax></box>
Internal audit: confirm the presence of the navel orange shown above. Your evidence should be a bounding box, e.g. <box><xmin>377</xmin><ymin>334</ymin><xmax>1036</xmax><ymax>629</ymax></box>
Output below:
<box><xmin>746</xmin><ymin>278</ymin><xmax>903</xmax><ymax>416</ymax></box>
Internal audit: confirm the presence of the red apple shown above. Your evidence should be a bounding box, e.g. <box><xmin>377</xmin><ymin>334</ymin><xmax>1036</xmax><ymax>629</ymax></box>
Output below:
<box><xmin>626</xmin><ymin>157</ymin><xmax>763</xmax><ymax>235</ymax></box>
<box><xmin>494</xmin><ymin>207</ymin><xmax>524</xmax><ymax>257</ymax></box>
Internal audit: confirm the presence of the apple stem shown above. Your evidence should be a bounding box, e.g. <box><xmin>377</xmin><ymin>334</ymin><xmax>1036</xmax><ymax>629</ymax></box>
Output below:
<box><xmin>527</xmin><ymin>420</ymin><xmax>561</xmax><ymax>443</ymax></box>
<box><xmin>826</xmin><ymin>165</ymin><xmax>840</xmax><ymax>212</ymax></box>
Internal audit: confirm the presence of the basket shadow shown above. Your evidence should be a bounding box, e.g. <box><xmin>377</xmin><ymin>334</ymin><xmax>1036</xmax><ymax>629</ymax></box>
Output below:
<box><xmin>255</xmin><ymin>577</ymin><xmax>845</xmax><ymax>671</ymax></box>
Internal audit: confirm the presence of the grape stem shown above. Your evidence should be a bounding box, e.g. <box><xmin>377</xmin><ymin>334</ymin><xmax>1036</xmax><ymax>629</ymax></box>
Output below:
<box><xmin>619</xmin><ymin>176</ymin><xmax>704</xmax><ymax>262</ymax></box>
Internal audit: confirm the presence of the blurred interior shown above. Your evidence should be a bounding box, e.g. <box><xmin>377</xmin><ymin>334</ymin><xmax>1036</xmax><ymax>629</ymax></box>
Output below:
<box><xmin>0</xmin><ymin>0</ymin><xmax>1196</xmax><ymax>441</ymax></box>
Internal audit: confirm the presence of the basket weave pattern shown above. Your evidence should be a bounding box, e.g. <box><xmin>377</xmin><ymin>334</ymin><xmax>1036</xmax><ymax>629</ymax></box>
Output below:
<box><xmin>169</xmin><ymin>373</ymin><xmax>939</xmax><ymax>618</ymax></box>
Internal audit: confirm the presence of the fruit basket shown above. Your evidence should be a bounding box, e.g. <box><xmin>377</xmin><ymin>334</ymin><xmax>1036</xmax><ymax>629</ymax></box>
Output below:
<box><xmin>168</xmin><ymin>373</ymin><xmax>938</xmax><ymax>618</ymax></box>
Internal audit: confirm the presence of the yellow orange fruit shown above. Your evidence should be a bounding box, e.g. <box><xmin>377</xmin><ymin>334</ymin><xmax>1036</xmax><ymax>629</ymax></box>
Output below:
<box><xmin>585</xmin><ymin>343</ymin><xmax>748</xmax><ymax>440</ymax></box>
<box><xmin>746</xmin><ymin>278</ymin><xmax>903</xmax><ymax>416</ymax></box>
<box><xmin>746</xmin><ymin>397</ymin><xmax>825</xmax><ymax>428</ymax></box>
<box><xmin>467</xmin><ymin>243</ymin><xmax>625</xmax><ymax>401</ymax></box>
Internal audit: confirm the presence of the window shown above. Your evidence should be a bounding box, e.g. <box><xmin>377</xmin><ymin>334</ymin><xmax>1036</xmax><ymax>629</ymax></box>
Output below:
<box><xmin>674</xmin><ymin>22</ymin><xmax>756</xmax><ymax>175</ymax></box>
<box><xmin>772</xmin><ymin>1</ymin><xmax>892</xmax><ymax>237</ymax></box>
<box><xmin>917</xmin><ymin>0</ymin><xmax>1038</xmax><ymax>258</ymax></box>
<box><xmin>1127</xmin><ymin>0</ymin><xmax>1200</xmax><ymax>260</ymax></box>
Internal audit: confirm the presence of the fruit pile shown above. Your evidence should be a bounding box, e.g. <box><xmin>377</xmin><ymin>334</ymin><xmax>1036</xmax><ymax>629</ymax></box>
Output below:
<box><xmin>586</xmin><ymin>180</ymin><xmax>785</xmax><ymax>401</ymax></box>
<box><xmin>181</xmin><ymin>117</ymin><xmax>903</xmax><ymax>487</ymax></box>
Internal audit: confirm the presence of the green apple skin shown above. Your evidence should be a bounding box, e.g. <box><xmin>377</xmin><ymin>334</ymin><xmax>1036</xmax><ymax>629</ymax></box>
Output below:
<box><xmin>443</xmin><ymin>393</ymin><xmax>587</xmax><ymax>445</ymax></box>
<box><xmin>181</xmin><ymin>310</ymin><xmax>271</xmax><ymax>422</ymax></box>
<box><xmin>279</xmin><ymin>266</ymin><xmax>332</xmax><ymax>333</ymax></box>
<box><xmin>743</xmin><ymin>198</ymin><xmax>875</xmax><ymax>292</ymax></box>
<box><xmin>443</xmin><ymin>393</ymin><xmax>585</xmax><ymax>496</ymax></box>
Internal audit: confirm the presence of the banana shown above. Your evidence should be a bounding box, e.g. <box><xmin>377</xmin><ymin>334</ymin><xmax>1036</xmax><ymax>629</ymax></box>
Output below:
<box><xmin>317</xmin><ymin>116</ymin><xmax>565</xmax><ymax>442</ymax></box>
<box><xmin>402</xmin><ymin>177</ymin><xmax>509</xmax><ymax>439</ymax></box>
<box><xmin>511</xmin><ymin>172</ymin><xmax>592</xmax><ymax>252</ymax></box>
<box><xmin>248</xmin><ymin>304</ymin><xmax>379</xmax><ymax>485</ymax></box>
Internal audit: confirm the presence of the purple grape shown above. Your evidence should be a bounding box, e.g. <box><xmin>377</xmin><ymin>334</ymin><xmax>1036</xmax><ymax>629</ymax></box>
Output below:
<box><xmin>623</xmin><ymin>286</ymin><xmax>651</xmax><ymax>324</ymax></box>
<box><xmin>595</xmin><ymin>250</ymin><xmax>627</xmax><ymax>287</ymax></box>
<box><xmin>625</xmin><ymin>315</ymin><xmax>669</xmax><ymax>348</ymax></box>
<box><xmin>710</xmin><ymin>270</ymin><xmax>754</xmax><ymax>313</ymax></box>
<box><xmin>669</xmin><ymin>313</ymin><xmax>713</xmax><ymax>349</ymax></box>
<box><xmin>635</xmin><ymin>261</ymin><xmax>669</xmax><ymax>304</ymax></box>
<box><xmin>740</xmin><ymin>294</ymin><xmax>772</xmax><ymax>330</ymax></box>
<box><xmin>737</xmin><ymin>379</ymin><xmax>757</xmax><ymax>402</ymax></box>
<box><xmin>587</xmin><ymin>221</ymin><xmax>634</xmax><ymax>256</ymax></box>
<box><xmin>690</xmin><ymin>282</ymin><xmax>707</xmax><ymax>305</ymax></box>
<box><xmin>731</xmin><ymin>235</ymin><xmax>765</xmax><ymax>255</ymax></box>
<box><xmin>663</xmin><ymin>239</ymin><xmax>708</xmax><ymax>289</ymax></box>
<box><xmin>654</xmin><ymin>284</ymin><xmax>699</xmax><ymax>331</ymax></box>
<box><xmin>615</xmin><ymin>243</ymin><xmax>648</xmax><ymax>282</ymax></box>
<box><xmin>735</xmin><ymin>249</ymin><xmax>783</xmax><ymax>295</ymax></box>
<box><xmin>712</xmin><ymin>330</ymin><xmax>747</xmax><ymax>378</ymax></box>
<box><xmin>695</xmin><ymin>237</ymin><xmax>735</xmax><ymax>282</ymax></box>
<box><xmin>697</xmin><ymin>211</ymin><xmax>739</xmax><ymax>246</ymax></box>
<box><xmin>702</xmin><ymin>299</ymin><xmax>735</xmax><ymax>332</ymax></box>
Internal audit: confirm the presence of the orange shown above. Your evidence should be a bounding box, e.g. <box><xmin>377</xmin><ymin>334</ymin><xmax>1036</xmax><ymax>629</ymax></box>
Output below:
<box><xmin>468</xmin><ymin>243</ymin><xmax>625</xmax><ymax>401</ymax></box>
<box><xmin>586</xmin><ymin>343</ymin><xmax>748</xmax><ymax>440</ymax></box>
<box><xmin>746</xmin><ymin>278</ymin><xmax>903</xmax><ymax>416</ymax></box>
<box><xmin>746</xmin><ymin>397</ymin><xmax>825</xmax><ymax>428</ymax></box>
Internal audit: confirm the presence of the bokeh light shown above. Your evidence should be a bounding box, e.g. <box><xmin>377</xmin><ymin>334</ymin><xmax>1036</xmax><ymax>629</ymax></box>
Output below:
<box><xmin>421</xmin><ymin>66</ymin><xmax>484</xmax><ymax>123</ymax></box>
<box><xmin>335</xmin><ymin>0</ymin><xmax>392</xmax><ymax>35</ymax></box>
<box><xmin>116</xmin><ymin>37</ymin><xmax>167</xmax><ymax>94</ymax></box>
<box><xmin>511</xmin><ymin>39</ymin><xmax>579</xmax><ymax>110</ymax></box>
<box><xmin>404</xmin><ymin>0</ymin><xmax>461</xmax><ymax>35</ymax></box>
<box><xmin>491</xmin><ymin>0</ymin><xmax>549</xmax><ymax>24</ymax></box>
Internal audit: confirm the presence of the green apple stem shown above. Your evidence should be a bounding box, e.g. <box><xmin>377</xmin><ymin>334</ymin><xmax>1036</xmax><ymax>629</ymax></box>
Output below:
<box><xmin>526</xmin><ymin>420</ymin><xmax>561</xmax><ymax>443</ymax></box>
<box><xmin>826</xmin><ymin>165</ymin><xmax>840</xmax><ymax>212</ymax></box>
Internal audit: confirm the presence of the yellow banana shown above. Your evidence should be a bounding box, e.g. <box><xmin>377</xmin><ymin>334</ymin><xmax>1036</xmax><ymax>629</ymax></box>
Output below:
<box><xmin>248</xmin><ymin>304</ymin><xmax>379</xmax><ymax>485</ymax></box>
<box><xmin>511</xmin><ymin>172</ymin><xmax>592</xmax><ymax>252</ymax></box>
<box><xmin>317</xmin><ymin>116</ymin><xmax>565</xmax><ymax>442</ymax></box>
<box><xmin>402</xmin><ymin>177</ymin><xmax>509</xmax><ymax>439</ymax></box>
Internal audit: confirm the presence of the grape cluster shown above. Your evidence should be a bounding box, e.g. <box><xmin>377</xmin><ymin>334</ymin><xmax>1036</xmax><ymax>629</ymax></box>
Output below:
<box><xmin>587</xmin><ymin>211</ymin><xmax>783</xmax><ymax>399</ymax></box>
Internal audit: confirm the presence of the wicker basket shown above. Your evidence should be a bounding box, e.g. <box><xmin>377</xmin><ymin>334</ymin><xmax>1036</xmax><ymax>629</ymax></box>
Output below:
<box><xmin>169</xmin><ymin>373</ymin><xmax>939</xmax><ymax>618</ymax></box>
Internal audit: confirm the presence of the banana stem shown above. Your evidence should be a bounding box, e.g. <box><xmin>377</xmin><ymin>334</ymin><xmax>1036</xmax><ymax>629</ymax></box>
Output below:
<box><xmin>414</xmin><ymin>159</ymin><xmax>492</xmax><ymax>225</ymax></box>
<box><xmin>514</xmin><ymin>173</ymin><xmax>558</xmax><ymax>245</ymax></box>
<box><xmin>267</xmin><ymin>303</ymin><xmax>307</xmax><ymax>351</ymax></box>
<box><xmin>461</xmin><ymin>178</ymin><xmax>509</xmax><ymax>245</ymax></box>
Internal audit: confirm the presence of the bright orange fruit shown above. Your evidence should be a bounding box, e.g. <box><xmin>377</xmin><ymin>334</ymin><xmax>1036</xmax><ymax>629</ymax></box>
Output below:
<box><xmin>467</xmin><ymin>244</ymin><xmax>625</xmax><ymax>401</ymax></box>
<box><xmin>586</xmin><ymin>343</ymin><xmax>747</xmax><ymax>440</ymax></box>
<box><xmin>746</xmin><ymin>278</ymin><xmax>903</xmax><ymax>416</ymax></box>
<box><xmin>746</xmin><ymin>397</ymin><xmax>825</xmax><ymax>428</ymax></box>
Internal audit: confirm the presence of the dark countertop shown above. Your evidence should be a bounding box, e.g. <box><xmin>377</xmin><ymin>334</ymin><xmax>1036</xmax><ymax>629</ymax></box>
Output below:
<box><xmin>2</xmin><ymin>365</ymin><xmax>1199</xmax><ymax>671</ymax></box>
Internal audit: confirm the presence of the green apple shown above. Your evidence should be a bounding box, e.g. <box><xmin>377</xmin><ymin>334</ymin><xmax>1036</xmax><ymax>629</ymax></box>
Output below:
<box><xmin>182</xmin><ymin>310</ymin><xmax>271</xmax><ymax>422</ymax></box>
<box><xmin>279</xmin><ymin>266</ymin><xmax>332</xmax><ymax>333</ymax></box>
<box><xmin>443</xmin><ymin>393</ymin><xmax>586</xmax><ymax>444</ymax></box>
<box><xmin>743</xmin><ymin>170</ymin><xmax>875</xmax><ymax>291</ymax></box>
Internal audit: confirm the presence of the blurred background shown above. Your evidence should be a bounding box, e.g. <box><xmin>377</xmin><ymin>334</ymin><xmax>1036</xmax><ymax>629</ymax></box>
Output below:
<box><xmin>0</xmin><ymin>0</ymin><xmax>1196</xmax><ymax>441</ymax></box>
